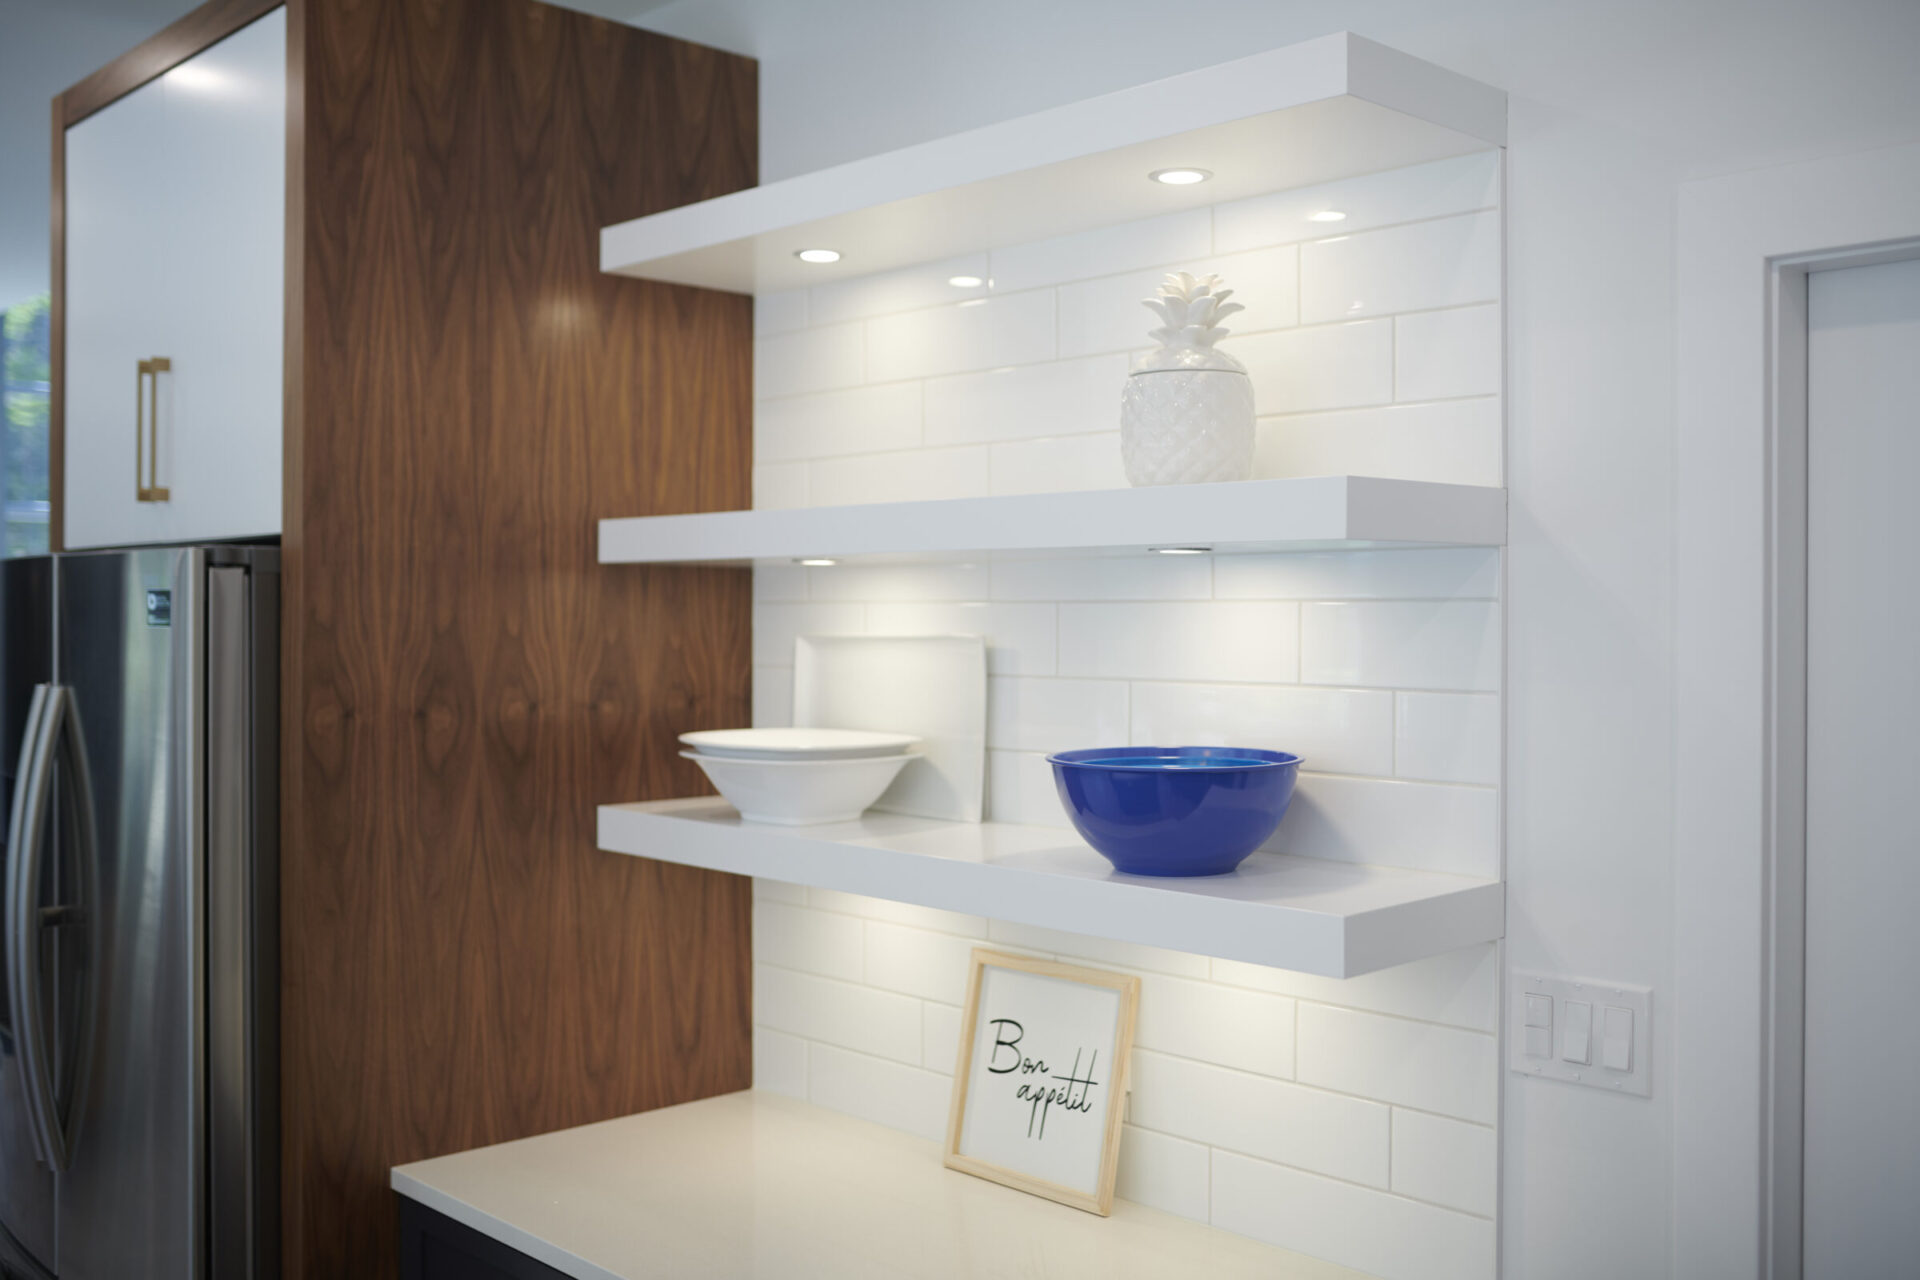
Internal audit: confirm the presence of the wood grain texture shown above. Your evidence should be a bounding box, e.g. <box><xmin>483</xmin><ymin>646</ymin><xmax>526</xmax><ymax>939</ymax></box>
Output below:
<box><xmin>60</xmin><ymin>0</ymin><xmax>283</xmax><ymax>126</ymax></box>
<box><xmin>281</xmin><ymin>1</ymin><xmax>757</xmax><ymax>1276</ymax></box>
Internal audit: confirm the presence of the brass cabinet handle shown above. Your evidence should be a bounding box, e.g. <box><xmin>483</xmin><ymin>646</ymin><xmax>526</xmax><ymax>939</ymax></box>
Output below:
<box><xmin>136</xmin><ymin>357</ymin><xmax>172</xmax><ymax>503</ymax></box>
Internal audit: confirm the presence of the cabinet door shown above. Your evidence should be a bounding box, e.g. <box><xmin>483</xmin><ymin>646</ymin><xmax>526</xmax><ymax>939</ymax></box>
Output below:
<box><xmin>159</xmin><ymin>8</ymin><xmax>284</xmax><ymax>544</ymax></box>
<box><xmin>64</xmin><ymin>66</ymin><xmax>173</xmax><ymax>549</ymax></box>
<box><xmin>62</xmin><ymin>8</ymin><xmax>284</xmax><ymax>549</ymax></box>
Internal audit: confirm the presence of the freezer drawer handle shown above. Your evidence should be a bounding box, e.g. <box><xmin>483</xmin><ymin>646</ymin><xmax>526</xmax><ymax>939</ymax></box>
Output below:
<box><xmin>4</xmin><ymin>684</ymin><xmax>100</xmax><ymax>1173</ymax></box>
<box><xmin>136</xmin><ymin>357</ymin><xmax>173</xmax><ymax>503</ymax></box>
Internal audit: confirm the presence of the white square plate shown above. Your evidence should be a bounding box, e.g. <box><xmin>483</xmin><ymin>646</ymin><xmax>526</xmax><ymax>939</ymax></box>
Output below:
<box><xmin>794</xmin><ymin>634</ymin><xmax>987</xmax><ymax>822</ymax></box>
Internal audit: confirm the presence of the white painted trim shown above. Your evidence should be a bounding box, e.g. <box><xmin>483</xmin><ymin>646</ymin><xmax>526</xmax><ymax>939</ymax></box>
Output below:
<box><xmin>1674</xmin><ymin>142</ymin><xmax>1920</xmax><ymax>1278</ymax></box>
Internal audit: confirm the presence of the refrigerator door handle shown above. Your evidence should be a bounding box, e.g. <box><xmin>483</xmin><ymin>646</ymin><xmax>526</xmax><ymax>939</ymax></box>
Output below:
<box><xmin>6</xmin><ymin>685</ymin><xmax>100</xmax><ymax>1174</ymax></box>
<box><xmin>6</xmin><ymin>684</ymin><xmax>55</xmax><ymax>1167</ymax></box>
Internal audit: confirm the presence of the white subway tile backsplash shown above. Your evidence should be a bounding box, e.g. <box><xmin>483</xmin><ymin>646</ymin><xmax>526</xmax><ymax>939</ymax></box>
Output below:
<box><xmin>751</xmin><ymin>665</ymin><xmax>793</xmax><ymax>729</ymax></box>
<box><xmin>1213</xmin><ymin>151</ymin><xmax>1501</xmax><ymax>253</ymax></box>
<box><xmin>806</xmin><ymin>1043</ymin><xmax>949</xmax><ymax>1142</ymax></box>
<box><xmin>1391</xmin><ymin>1110</ymin><xmax>1496</xmax><ymax>1217</ymax></box>
<box><xmin>989</xmin><ymin>433</ymin><xmax>1130</xmax><ymax>495</ymax></box>
<box><xmin>755</xmin><ymin>901</ymin><xmax>865</xmax><ymax>981</ymax></box>
<box><xmin>1301</xmin><ymin>601</ymin><xmax>1500</xmax><ymax>691</ymax></box>
<box><xmin>864</xmin><ymin>921</ymin><xmax>978</xmax><ymax>1004</ymax></box>
<box><xmin>748</xmin><ymin>156</ymin><xmax>1503</xmax><ymax>1265</ymax></box>
<box><xmin>991</xmin><ymin>553</ymin><xmax>1210</xmax><ymax>601</ymax></box>
<box><xmin>1055</xmin><ymin>245</ymin><xmax>1299</xmax><ymax>358</ymax></box>
<box><xmin>1211</xmin><ymin>944</ymin><xmax>1498</xmax><ymax>1033</ymax></box>
<box><xmin>986</xmin><ymin>749</ymin><xmax>1069</xmax><ymax>827</ymax></box>
<box><xmin>866</xmin><ymin>601</ymin><xmax>1056</xmax><ymax>676</ymax></box>
<box><xmin>1129</xmin><ymin>1051</ymin><xmax>1389</xmax><ymax>1188</ymax></box>
<box><xmin>986</xmin><ymin>677</ymin><xmax>1129</xmax><ymax>752</ymax></box>
<box><xmin>1211</xmin><ymin>1150</ymin><xmax>1496</xmax><ymax>1280</ymax></box>
<box><xmin>751</xmin><ymin>877</ymin><xmax>809</xmax><ymax>906</ymax></box>
<box><xmin>753</xmin><ymin>562</ymin><xmax>810</xmax><ymax>602</ymax></box>
<box><xmin>1134</xmin><ymin>973</ymin><xmax>1295</xmax><ymax>1079</ymax></box>
<box><xmin>1214</xmin><ymin>548</ymin><xmax>1500</xmax><ymax>601</ymax></box>
<box><xmin>1115</xmin><ymin>1125</ymin><xmax>1212</xmax><ymax>1223</ymax></box>
<box><xmin>1253</xmin><ymin>398</ymin><xmax>1503</xmax><ymax>487</ymax></box>
<box><xmin>986</xmin><ymin>920</ymin><xmax>1212</xmax><ymax>980</ymax></box>
<box><xmin>1396</xmin><ymin>304</ymin><xmax>1501</xmax><ymax>402</ymax></box>
<box><xmin>1059</xmin><ymin>602</ymin><xmax>1300</xmax><ymax>683</ymax></box>
<box><xmin>755</xmin><ymin>322</ymin><xmax>864</xmax><ymax>398</ymax></box>
<box><xmin>809</xmin><ymin>253</ymin><xmax>991</xmax><ymax>325</ymax></box>
<box><xmin>1295</xmin><ymin>1004</ymin><xmax>1497</xmax><ymax>1124</ymax></box>
<box><xmin>866</xmin><ymin>291</ymin><xmax>1054</xmax><ymax>381</ymax></box>
<box><xmin>1274</xmin><ymin>774</ymin><xmax>1498</xmax><ymax>877</ymax></box>
<box><xmin>753</xmin><ymin>1028</ymin><xmax>809</xmax><ymax>1098</ymax></box>
<box><xmin>753</xmin><ymin>964</ymin><xmax>922</xmax><ymax>1065</ymax></box>
<box><xmin>1227</xmin><ymin>320</ymin><xmax>1393</xmax><ymax>413</ymax></box>
<box><xmin>1129</xmin><ymin>682</ymin><xmax>1394</xmax><ymax>777</ymax></box>
<box><xmin>1299</xmin><ymin>211</ymin><xmax>1500</xmax><ymax>324</ymax></box>
<box><xmin>924</xmin><ymin>355</ymin><xmax>1129</xmax><ymax>445</ymax></box>
<box><xmin>807</xmin><ymin>888</ymin><xmax>987</xmax><ymax>938</ymax></box>
<box><xmin>1396</xmin><ymin>692</ymin><xmax>1501</xmax><ymax>785</ymax></box>
<box><xmin>752</xmin><ymin>603</ymin><xmax>865</xmax><ymax>666</ymax></box>
<box><xmin>922</xmin><ymin>1001</ymin><xmax>963</xmax><ymax>1073</ymax></box>
<box><xmin>989</xmin><ymin>208</ymin><xmax>1212</xmax><ymax>293</ymax></box>
<box><xmin>807</xmin><ymin>445</ymin><xmax>991</xmax><ymax>507</ymax></box>
<box><xmin>755</xmin><ymin>381</ymin><xmax>923</xmax><ymax>463</ymax></box>
<box><xmin>753</xmin><ymin>288</ymin><xmax>807</xmax><ymax>336</ymax></box>
<box><xmin>806</xmin><ymin>560</ymin><xmax>991</xmax><ymax>603</ymax></box>
<box><xmin>752</xmin><ymin>462</ymin><xmax>808</xmax><ymax>510</ymax></box>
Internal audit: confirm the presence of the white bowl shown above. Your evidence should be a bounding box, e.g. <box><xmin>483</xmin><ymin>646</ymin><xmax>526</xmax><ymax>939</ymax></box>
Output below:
<box><xmin>679</xmin><ymin>727</ymin><xmax>920</xmax><ymax>761</ymax></box>
<box><xmin>682</xmin><ymin>749</ymin><xmax>919</xmax><ymax>825</ymax></box>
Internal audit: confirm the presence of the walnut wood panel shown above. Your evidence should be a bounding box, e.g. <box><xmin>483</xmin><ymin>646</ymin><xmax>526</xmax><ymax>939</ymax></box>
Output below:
<box><xmin>60</xmin><ymin>0</ymin><xmax>283</xmax><ymax>126</ymax></box>
<box><xmin>281</xmin><ymin>2</ymin><xmax>757</xmax><ymax>1277</ymax></box>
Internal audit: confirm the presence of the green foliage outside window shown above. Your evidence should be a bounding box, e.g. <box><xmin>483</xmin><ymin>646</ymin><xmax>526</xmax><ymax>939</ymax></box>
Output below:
<box><xmin>2</xmin><ymin>293</ymin><xmax>52</xmax><ymax>556</ymax></box>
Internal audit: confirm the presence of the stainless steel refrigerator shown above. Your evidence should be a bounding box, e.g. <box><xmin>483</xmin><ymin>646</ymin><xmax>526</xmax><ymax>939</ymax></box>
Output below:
<box><xmin>0</xmin><ymin>547</ymin><xmax>277</xmax><ymax>1280</ymax></box>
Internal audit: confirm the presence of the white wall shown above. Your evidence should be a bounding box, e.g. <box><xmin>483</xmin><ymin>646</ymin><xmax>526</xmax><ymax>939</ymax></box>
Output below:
<box><xmin>612</xmin><ymin>1</ymin><xmax>1920</xmax><ymax>1274</ymax></box>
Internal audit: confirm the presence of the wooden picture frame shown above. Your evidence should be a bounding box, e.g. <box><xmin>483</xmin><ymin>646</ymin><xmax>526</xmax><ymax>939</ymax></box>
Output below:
<box><xmin>943</xmin><ymin>949</ymin><xmax>1140</xmax><ymax>1216</ymax></box>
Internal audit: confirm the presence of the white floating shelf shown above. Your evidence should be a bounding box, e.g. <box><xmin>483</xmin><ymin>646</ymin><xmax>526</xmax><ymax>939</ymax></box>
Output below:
<box><xmin>600</xmin><ymin>32</ymin><xmax>1506</xmax><ymax>293</ymax></box>
<box><xmin>599</xmin><ymin>475</ymin><xmax>1506</xmax><ymax>565</ymax></box>
<box><xmin>600</xmin><ymin>798</ymin><xmax>1504</xmax><ymax>978</ymax></box>
<box><xmin>393</xmin><ymin>1091</ymin><xmax>1368</xmax><ymax>1280</ymax></box>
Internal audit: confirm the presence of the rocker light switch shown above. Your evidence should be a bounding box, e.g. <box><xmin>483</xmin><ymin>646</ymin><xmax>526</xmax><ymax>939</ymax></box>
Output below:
<box><xmin>1561</xmin><ymin>1000</ymin><xmax>1592</xmax><ymax>1065</ymax></box>
<box><xmin>1523</xmin><ymin>993</ymin><xmax>1553</xmax><ymax>1059</ymax></box>
<box><xmin>1602</xmin><ymin>1005</ymin><xmax>1634</xmax><ymax>1071</ymax></box>
<box><xmin>1509</xmin><ymin>971</ymin><xmax>1652</xmax><ymax>1096</ymax></box>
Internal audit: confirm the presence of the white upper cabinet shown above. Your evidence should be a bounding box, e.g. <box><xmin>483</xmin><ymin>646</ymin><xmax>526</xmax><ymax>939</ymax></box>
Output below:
<box><xmin>64</xmin><ymin>8</ymin><xmax>285</xmax><ymax>549</ymax></box>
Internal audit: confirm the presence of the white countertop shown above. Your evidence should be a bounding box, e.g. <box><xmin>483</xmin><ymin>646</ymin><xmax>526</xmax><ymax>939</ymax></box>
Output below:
<box><xmin>391</xmin><ymin>1090</ymin><xmax>1370</xmax><ymax>1280</ymax></box>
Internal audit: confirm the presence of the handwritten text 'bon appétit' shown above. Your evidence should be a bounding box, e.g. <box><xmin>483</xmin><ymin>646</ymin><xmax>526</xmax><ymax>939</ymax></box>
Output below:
<box><xmin>986</xmin><ymin>1018</ymin><xmax>1101</xmax><ymax>1140</ymax></box>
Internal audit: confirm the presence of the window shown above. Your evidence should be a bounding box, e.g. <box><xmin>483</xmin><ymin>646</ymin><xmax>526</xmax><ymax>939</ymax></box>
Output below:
<box><xmin>1</xmin><ymin>294</ymin><xmax>51</xmax><ymax>557</ymax></box>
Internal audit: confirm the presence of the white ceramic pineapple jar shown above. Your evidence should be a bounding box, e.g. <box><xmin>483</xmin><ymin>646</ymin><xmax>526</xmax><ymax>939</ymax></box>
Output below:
<box><xmin>1119</xmin><ymin>272</ymin><xmax>1256</xmax><ymax>485</ymax></box>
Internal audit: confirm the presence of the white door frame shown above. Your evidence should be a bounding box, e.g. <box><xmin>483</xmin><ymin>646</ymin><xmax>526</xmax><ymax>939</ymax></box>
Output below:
<box><xmin>1675</xmin><ymin>142</ymin><xmax>1920</xmax><ymax>1279</ymax></box>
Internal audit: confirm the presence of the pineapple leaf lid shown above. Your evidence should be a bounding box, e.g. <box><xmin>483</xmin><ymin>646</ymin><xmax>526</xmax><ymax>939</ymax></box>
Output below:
<box><xmin>1134</xmin><ymin>271</ymin><xmax>1249</xmax><ymax>374</ymax></box>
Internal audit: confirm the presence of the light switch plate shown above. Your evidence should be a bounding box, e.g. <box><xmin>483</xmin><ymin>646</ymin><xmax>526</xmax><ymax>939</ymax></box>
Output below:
<box><xmin>1508</xmin><ymin>971</ymin><xmax>1652</xmax><ymax>1097</ymax></box>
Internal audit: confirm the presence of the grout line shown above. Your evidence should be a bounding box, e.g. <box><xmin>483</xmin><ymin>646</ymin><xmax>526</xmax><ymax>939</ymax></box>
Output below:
<box><xmin>1118</xmin><ymin>1119</ymin><xmax>1494</xmax><ymax>1222</ymax></box>
<box><xmin>1130</xmin><ymin>1045</ymin><xmax>1492</xmax><ymax>1126</ymax></box>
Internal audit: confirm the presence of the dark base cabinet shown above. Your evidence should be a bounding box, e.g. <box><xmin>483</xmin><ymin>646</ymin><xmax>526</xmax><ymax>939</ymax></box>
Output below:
<box><xmin>399</xmin><ymin>1199</ymin><xmax>573</xmax><ymax>1280</ymax></box>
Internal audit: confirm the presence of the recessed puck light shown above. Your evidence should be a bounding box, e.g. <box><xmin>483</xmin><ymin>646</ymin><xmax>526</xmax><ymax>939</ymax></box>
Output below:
<box><xmin>795</xmin><ymin>557</ymin><xmax>837</xmax><ymax>566</ymax></box>
<box><xmin>948</xmin><ymin>275</ymin><xmax>985</xmax><ymax>288</ymax></box>
<box><xmin>794</xmin><ymin>248</ymin><xmax>841</xmax><ymax>264</ymax></box>
<box><xmin>1150</xmin><ymin>546</ymin><xmax>1212</xmax><ymax>555</ymax></box>
<box><xmin>1149</xmin><ymin>167</ymin><xmax>1212</xmax><ymax>186</ymax></box>
<box><xmin>1308</xmin><ymin>210</ymin><xmax>1348</xmax><ymax>222</ymax></box>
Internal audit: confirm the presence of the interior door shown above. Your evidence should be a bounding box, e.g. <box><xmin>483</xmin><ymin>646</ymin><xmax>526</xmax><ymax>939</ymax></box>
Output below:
<box><xmin>52</xmin><ymin>548</ymin><xmax>199</xmax><ymax>1280</ymax></box>
<box><xmin>0</xmin><ymin>558</ymin><xmax>54</xmax><ymax>1278</ymax></box>
<box><xmin>1802</xmin><ymin>255</ymin><xmax>1920</xmax><ymax>1275</ymax></box>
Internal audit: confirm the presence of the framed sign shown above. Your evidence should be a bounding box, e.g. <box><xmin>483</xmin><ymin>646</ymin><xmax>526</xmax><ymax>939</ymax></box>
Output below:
<box><xmin>943</xmin><ymin>950</ymin><xmax>1140</xmax><ymax>1215</ymax></box>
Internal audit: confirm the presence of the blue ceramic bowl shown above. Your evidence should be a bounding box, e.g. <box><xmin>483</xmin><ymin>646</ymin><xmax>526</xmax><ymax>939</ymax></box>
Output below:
<box><xmin>1047</xmin><ymin>746</ymin><xmax>1302</xmax><ymax>877</ymax></box>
